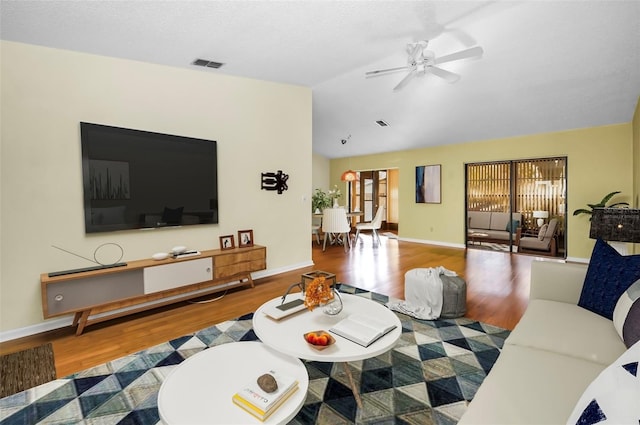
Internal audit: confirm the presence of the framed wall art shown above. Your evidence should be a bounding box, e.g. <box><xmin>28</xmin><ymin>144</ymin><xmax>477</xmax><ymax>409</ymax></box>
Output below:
<box><xmin>415</xmin><ymin>164</ymin><xmax>441</xmax><ymax>204</ymax></box>
<box><xmin>219</xmin><ymin>234</ymin><xmax>235</xmax><ymax>250</ymax></box>
<box><xmin>238</xmin><ymin>229</ymin><xmax>254</xmax><ymax>248</ymax></box>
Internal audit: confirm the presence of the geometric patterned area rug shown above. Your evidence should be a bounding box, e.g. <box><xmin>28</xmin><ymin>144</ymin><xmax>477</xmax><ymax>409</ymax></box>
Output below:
<box><xmin>0</xmin><ymin>284</ymin><xmax>510</xmax><ymax>425</ymax></box>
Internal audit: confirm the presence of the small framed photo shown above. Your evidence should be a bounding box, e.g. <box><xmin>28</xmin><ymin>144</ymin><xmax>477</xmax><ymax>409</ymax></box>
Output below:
<box><xmin>238</xmin><ymin>229</ymin><xmax>254</xmax><ymax>248</ymax></box>
<box><xmin>219</xmin><ymin>235</ymin><xmax>235</xmax><ymax>250</ymax></box>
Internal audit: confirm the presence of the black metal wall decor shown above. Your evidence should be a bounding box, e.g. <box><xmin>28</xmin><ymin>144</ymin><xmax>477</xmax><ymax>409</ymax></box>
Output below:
<box><xmin>261</xmin><ymin>170</ymin><xmax>289</xmax><ymax>194</ymax></box>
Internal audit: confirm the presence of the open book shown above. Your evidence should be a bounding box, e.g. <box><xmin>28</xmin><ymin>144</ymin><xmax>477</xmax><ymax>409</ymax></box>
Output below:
<box><xmin>329</xmin><ymin>314</ymin><xmax>397</xmax><ymax>347</ymax></box>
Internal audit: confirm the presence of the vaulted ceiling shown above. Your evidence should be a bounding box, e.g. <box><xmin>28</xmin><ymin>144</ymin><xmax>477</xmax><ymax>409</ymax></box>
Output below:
<box><xmin>2</xmin><ymin>1</ymin><xmax>639</xmax><ymax>158</ymax></box>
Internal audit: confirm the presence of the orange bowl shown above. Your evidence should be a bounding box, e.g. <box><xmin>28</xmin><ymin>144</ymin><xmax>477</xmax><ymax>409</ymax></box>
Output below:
<box><xmin>303</xmin><ymin>330</ymin><xmax>335</xmax><ymax>350</ymax></box>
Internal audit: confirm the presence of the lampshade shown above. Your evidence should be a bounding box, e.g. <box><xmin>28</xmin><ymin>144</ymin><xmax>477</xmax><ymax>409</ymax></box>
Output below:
<box><xmin>532</xmin><ymin>210</ymin><xmax>549</xmax><ymax>219</ymax></box>
<box><xmin>589</xmin><ymin>208</ymin><xmax>640</xmax><ymax>242</ymax></box>
<box><xmin>340</xmin><ymin>170</ymin><xmax>357</xmax><ymax>182</ymax></box>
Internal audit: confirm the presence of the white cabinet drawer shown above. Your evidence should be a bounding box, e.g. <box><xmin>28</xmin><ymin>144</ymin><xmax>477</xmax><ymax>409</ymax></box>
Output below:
<box><xmin>143</xmin><ymin>258</ymin><xmax>213</xmax><ymax>294</ymax></box>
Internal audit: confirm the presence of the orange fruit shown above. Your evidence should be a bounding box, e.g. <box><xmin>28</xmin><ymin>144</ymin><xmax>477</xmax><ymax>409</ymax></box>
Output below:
<box><xmin>306</xmin><ymin>332</ymin><xmax>318</xmax><ymax>344</ymax></box>
<box><xmin>316</xmin><ymin>335</ymin><xmax>328</xmax><ymax>346</ymax></box>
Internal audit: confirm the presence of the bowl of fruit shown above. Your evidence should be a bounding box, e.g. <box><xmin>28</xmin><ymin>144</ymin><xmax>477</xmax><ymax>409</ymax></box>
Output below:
<box><xmin>304</xmin><ymin>330</ymin><xmax>335</xmax><ymax>350</ymax></box>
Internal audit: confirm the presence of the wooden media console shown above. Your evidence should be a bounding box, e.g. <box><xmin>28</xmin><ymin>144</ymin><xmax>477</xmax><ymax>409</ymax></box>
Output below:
<box><xmin>41</xmin><ymin>245</ymin><xmax>266</xmax><ymax>335</ymax></box>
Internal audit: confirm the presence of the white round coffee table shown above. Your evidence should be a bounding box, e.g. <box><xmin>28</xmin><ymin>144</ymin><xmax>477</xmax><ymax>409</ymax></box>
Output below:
<box><xmin>158</xmin><ymin>341</ymin><xmax>309</xmax><ymax>425</ymax></box>
<box><xmin>253</xmin><ymin>293</ymin><xmax>401</xmax><ymax>362</ymax></box>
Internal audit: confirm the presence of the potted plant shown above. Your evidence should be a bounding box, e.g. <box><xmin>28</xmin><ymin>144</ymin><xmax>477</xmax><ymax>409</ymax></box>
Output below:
<box><xmin>572</xmin><ymin>191</ymin><xmax>629</xmax><ymax>220</ymax></box>
<box><xmin>312</xmin><ymin>188</ymin><xmax>331</xmax><ymax>213</ymax></box>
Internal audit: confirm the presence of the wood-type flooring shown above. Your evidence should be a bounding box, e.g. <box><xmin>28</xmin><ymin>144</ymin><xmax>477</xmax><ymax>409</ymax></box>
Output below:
<box><xmin>1</xmin><ymin>235</ymin><xmax>541</xmax><ymax>378</ymax></box>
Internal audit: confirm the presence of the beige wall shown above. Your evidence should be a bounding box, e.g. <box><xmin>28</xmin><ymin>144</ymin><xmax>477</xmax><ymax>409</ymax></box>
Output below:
<box><xmin>311</xmin><ymin>153</ymin><xmax>330</xmax><ymax>194</ymax></box>
<box><xmin>331</xmin><ymin>123</ymin><xmax>635</xmax><ymax>260</ymax></box>
<box><xmin>0</xmin><ymin>41</ymin><xmax>313</xmax><ymax>335</ymax></box>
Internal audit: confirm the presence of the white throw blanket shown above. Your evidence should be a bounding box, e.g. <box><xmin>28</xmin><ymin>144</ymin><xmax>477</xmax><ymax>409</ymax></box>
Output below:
<box><xmin>387</xmin><ymin>266</ymin><xmax>458</xmax><ymax>320</ymax></box>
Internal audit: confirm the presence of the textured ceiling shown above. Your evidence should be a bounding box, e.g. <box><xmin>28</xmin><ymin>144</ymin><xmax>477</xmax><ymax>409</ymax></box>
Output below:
<box><xmin>2</xmin><ymin>1</ymin><xmax>639</xmax><ymax>158</ymax></box>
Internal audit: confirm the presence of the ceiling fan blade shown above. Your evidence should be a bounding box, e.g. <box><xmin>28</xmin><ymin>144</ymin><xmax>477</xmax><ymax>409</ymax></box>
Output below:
<box><xmin>365</xmin><ymin>66</ymin><xmax>411</xmax><ymax>78</ymax></box>
<box><xmin>393</xmin><ymin>70</ymin><xmax>417</xmax><ymax>91</ymax></box>
<box><xmin>434</xmin><ymin>46</ymin><xmax>484</xmax><ymax>65</ymax></box>
<box><xmin>427</xmin><ymin>66</ymin><xmax>460</xmax><ymax>83</ymax></box>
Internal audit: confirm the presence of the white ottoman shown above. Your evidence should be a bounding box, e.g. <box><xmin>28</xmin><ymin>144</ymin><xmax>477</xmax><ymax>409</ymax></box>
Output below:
<box><xmin>404</xmin><ymin>268</ymin><xmax>467</xmax><ymax>319</ymax></box>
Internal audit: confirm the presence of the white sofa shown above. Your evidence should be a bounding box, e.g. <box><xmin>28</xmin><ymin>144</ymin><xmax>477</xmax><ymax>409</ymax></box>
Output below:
<box><xmin>459</xmin><ymin>260</ymin><xmax>628</xmax><ymax>424</ymax></box>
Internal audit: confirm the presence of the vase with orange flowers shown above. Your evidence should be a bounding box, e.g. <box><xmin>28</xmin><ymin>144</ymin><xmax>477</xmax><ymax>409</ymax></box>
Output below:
<box><xmin>304</xmin><ymin>274</ymin><xmax>343</xmax><ymax>315</ymax></box>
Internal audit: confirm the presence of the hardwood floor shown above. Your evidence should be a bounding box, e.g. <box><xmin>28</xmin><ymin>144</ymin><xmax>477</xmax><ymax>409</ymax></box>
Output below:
<box><xmin>0</xmin><ymin>235</ymin><xmax>534</xmax><ymax>378</ymax></box>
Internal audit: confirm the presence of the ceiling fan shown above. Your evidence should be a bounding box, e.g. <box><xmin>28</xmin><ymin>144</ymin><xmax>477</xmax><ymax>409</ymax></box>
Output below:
<box><xmin>365</xmin><ymin>40</ymin><xmax>484</xmax><ymax>91</ymax></box>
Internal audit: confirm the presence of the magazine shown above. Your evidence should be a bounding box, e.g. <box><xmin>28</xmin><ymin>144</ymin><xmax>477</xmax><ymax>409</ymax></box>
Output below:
<box><xmin>329</xmin><ymin>314</ymin><xmax>397</xmax><ymax>347</ymax></box>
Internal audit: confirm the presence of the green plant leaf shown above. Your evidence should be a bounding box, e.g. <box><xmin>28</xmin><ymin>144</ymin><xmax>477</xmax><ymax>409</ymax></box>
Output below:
<box><xmin>572</xmin><ymin>209</ymin><xmax>593</xmax><ymax>216</ymax></box>
<box><xmin>599</xmin><ymin>191</ymin><xmax>621</xmax><ymax>205</ymax></box>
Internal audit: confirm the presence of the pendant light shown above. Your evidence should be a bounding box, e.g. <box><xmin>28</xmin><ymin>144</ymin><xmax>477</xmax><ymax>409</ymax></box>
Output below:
<box><xmin>341</xmin><ymin>170</ymin><xmax>357</xmax><ymax>181</ymax></box>
<box><xmin>340</xmin><ymin>135</ymin><xmax>357</xmax><ymax>181</ymax></box>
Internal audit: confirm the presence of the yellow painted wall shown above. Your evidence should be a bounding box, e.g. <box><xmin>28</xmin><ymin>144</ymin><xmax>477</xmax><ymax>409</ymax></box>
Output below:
<box><xmin>0</xmin><ymin>41</ymin><xmax>313</xmax><ymax>334</ymax></box>
<box><xmin>331</xmin><ymin>124</ymin><xmax>634</xmax><ymax>260</ymax></box>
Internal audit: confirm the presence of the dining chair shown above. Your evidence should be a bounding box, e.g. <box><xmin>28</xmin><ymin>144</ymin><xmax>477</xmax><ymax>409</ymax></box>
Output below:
<box><xmin>311</xmin><ymin>216</ymin><xmax>322</xmax><ymax>245</ymax></box>
<box><xmin>354</xmin><ymin>207</ymin><xmax>384</xmax><ymax>246</ymax></box>
<box><xmin>321</xmin><ymin>208</ymin><xmax>352</xmax><ymax>252</ymax></box>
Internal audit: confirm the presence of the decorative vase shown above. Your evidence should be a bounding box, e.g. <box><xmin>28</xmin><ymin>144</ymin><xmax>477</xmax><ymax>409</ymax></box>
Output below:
<box><xmin>322</xmin><ymin>288</ymin><xmax>343</xmax><ymax>315</ymax></box>
<box><xmin>314</xmin><ymin>208</ymin><xmax>321</xmax><ymax>214</ymax></box>
<box><xmin>333</xmin><ymin>199</ymin><xmax>339</xmax><ymax>208</ymax></box>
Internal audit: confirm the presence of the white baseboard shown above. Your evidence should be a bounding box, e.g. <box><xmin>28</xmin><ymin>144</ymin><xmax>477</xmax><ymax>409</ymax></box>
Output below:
<box><xmin>398</xmin><ymin>237</ymin><xmax>466</xmax><ymax>250</ymax></box>
<box><xmin>0</xmin><ymin>262</ymin><xmax>314</xmax><ymax>343</ymax></box>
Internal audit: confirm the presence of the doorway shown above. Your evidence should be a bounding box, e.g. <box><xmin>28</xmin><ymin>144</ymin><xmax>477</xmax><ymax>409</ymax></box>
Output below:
<box><xmin>347</xmin><ymin>169</ymin><xmax>398</xmax><ymax>232</ymax></box>
<box><xmin>465</xmin><ymin>157</ymin><xmax>567</xmax><ymax>257</ymax></box>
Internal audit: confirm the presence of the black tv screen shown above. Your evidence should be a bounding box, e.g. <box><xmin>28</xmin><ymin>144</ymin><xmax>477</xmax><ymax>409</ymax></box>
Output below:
<box><xmin>80</xmin><ymin>122</ymin><xmax>218</xmax><ymax>233</ymax></box>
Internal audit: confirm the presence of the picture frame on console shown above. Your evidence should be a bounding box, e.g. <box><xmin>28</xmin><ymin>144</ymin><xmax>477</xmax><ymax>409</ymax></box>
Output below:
<box><xmin>238</xmin><ymin>230</ymin><xmax>254</xmax><ymax>248</ymax></box>
<box><xmin>219</xmin><ymin>235</ymin><xmax>235</xmax><ymax>250</ymax></box>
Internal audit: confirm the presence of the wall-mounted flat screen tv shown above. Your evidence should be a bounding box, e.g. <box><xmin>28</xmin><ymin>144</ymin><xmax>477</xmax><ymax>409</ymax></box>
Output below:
<box><xmin>80</xmin><ymin>122</ymin><xmax>218</xmax><ymax>233</ymax></box>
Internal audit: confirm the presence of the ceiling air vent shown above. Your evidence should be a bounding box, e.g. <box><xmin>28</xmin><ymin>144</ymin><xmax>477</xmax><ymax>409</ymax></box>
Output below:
<box><xmin>376</xmin><ymin>120</ymin><xmax>389</xmax><ymax>127</ymax></box>
<box><xmin>192</xmin><ymin>59</ymin><xmax>224</xmax><ymax>69</ymax></box>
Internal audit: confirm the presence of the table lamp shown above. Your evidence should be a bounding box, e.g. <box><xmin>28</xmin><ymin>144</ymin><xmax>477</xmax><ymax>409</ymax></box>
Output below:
<box><xmin>533</xmin><ymin>210</ymin><xmax>549</xmax><ymax>227</ymax></box>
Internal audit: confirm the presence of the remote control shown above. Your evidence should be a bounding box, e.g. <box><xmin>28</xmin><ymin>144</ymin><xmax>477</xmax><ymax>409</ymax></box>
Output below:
<box><xmin>276</xmin><ymin>298</ymin><xmax>305</xmax><ymax>311</ymax></box>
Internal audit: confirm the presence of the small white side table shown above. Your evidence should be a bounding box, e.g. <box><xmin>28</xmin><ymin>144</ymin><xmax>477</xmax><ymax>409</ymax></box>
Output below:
<box><xmin>158</xmin><ymin>341</ymin><xmax>309</xmax><ymax>425</ymax></box>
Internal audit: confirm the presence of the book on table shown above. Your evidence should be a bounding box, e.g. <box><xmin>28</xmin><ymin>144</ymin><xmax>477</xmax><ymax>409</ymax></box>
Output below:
<box><xmin>232</xmin><ymin>370</ymin><xmax>299</xmax><ymax>421</ymax></box>
<box><xmin>329</xmin><ymin>313</ymin><xmax>397</xmax><ymax>347</ymax></box>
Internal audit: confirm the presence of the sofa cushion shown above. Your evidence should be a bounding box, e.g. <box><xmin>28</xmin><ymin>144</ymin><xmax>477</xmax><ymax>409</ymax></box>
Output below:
<box><xmin>458</xmin><ymin>344</ymin><xmax>605</xmax><ymax>425</ymax></box>
<box><xmin>489</xmin><ymin>212</ymin><xmax>511</xmax><ymax>231</ymax></box>
<box><xmin>578</xmin><ymin>239</ymin><xmax>640</xmax><ymax>319</ymax></box>
<box><xmin>538</xmin><ymin>223</ymin><xmax>548</xmax><ymax>240</ymax></box>
<box><xmin>519</xmin><ymin>236</ymin><xmax>550</xmax><ymax>251</ymax></box>
<box><xmin>565</xmin><ymin>340</ymin><xmax>640</xmax><ymax>425</ymax></box>
<box><xmin>613</xmin><ymin>279</ymin><xmax>640</xmax><ymax>348</ymax></box>
<box><xmin>505</xmin><ymin>219</ymin><xmax>520</xmax><ymax>233</ymax></box>
<box><xmin>506</xmin><ymin>299</ymin><xmax>626</xmax><ymax>366</ymax></box>
<box><xmin>468</xmin><ymin>211</ymin><xmax>491</xmax><ymax>229</ymax></box>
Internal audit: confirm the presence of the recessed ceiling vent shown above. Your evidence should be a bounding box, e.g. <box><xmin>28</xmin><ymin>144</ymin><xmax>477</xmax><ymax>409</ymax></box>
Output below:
<box><xmin>376</xmin><ymin>120</ymin><xmax>389</xmax><ymax>127</ymax></box>
<box><xmin>192</xmin><ymin>59</ymin><xmax>224</xmax><ymax>69</ymax></box>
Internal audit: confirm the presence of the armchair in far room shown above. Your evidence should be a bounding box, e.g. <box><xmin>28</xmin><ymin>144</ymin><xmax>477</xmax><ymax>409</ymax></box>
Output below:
<box><xmin>354</xmin><ymin>207</ymin><xmax>384</xmax><ymax>246</ymax></box>
<box><xmin>518</xmin><ymin>218</ymin><xmax>559</xmax><ymax>256</ymax></box>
